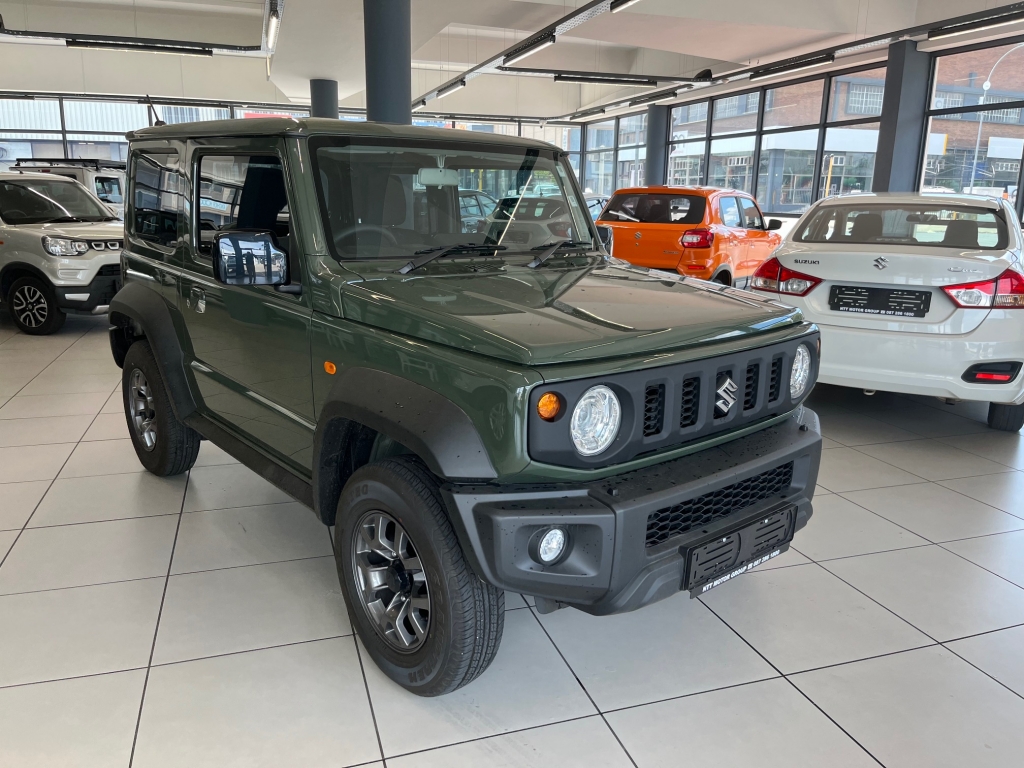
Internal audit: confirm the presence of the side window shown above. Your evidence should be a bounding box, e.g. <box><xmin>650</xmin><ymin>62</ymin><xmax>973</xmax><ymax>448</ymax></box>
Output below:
<box><xmin>195</xmin><ymin>155</ymin><xmax>289</xmax><ymax>257</ymax></box>
<box><xmin>95</xmin><ymin>176</ymin><xmax>124</xmax><ymax>205</ymax></box>
<box><xmin>719</xmin><ymin>196</ymin><xmax>741</xmax><ymax>228</ymax></box>
<box><xmin>738</xmin><ymin>197</ymin><xmax>764</xmax><ymax>229</ymax></box>
<box><xmin>130</xmin><ymin>152</ymin><xmax>182</xmax><ymax>248</ymax></box>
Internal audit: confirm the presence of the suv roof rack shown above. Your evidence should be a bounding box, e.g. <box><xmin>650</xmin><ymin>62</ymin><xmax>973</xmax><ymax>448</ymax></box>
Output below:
<box><xmin>12</xmin><ymin>158</ymin><xmax>127</xmax><ymax>171</ymax></box>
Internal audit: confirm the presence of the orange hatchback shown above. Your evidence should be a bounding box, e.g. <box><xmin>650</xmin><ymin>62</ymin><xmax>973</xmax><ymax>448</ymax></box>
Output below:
<box><xmin>598</xmin><ymin>186</ymin><xmax>783</xmax><ymax>287</ymax></box>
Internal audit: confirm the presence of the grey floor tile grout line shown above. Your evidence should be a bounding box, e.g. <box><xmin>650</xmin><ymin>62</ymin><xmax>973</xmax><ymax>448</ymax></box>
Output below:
<box><xmin>150</xmin><ymin>632</ymin><xmax>356</xmax><ymax>669</ymax></box>
<box><xmin>1</xmin><ymin>325</ymin><xmax>102</xmax><ymax>403</ymax></box>
<box><xmin>524</xmin><ymin>605</ymin><xmax>641</xmax><ymax>768</ymax></box>
<box><xmin>936</xmin><ymin>637</ymin><xmax>1024</xmax><ymax>705</ymax></box>
<box><xmin>931</xmin><ymin>480</ymin><xmax>1024</xmax><ymax>524</ymax></box>
<box><xmin>934</xmin><ymin>539</ymin><xmax>1024</xmax><ymax>595</ymax></box>
<box><xmin>0</xmin><ymin>665</ymin><xmax>150</xmax><ymax>692</ymax></box>
<box><xmin>697</xmin><ymin>596</ymin><xmax>888</xmax><ymax>768</ymax></box>
<box><xmin>846</xmin><ymin>437</ymin><xmax>1023</xmax><ymax>481</ymax></box>
<box><xmin>351</xmin><ymin>635</ymin><xmax>389</xmax><ymax>768</ymax></box>
<box><xmin>128</xmin><ymin>472</ymin><xmax>188</xmax><ymax>768</ymax></box>
<box><xmin>0</xmin><ymin>574</ymin><xmax>167</xmax><ymax>599</ymax></box>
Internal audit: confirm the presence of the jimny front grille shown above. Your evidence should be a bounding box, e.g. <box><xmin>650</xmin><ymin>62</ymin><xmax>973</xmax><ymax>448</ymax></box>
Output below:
<box><xmin>644</xmin><ymin>462</ymin><xmax>794</xmax><ymax>548</ymax></box>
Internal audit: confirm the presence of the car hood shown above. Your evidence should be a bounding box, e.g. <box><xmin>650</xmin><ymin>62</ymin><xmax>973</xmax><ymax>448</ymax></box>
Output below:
<box><xmin>16</xmin><ymin>220</ymin><xmax>125</xmax><ymax>239</ymax></box>
<box><xmin>340</xmin><ymin>257</ymin><xmax>802</xmax><ymax>366</ymax></box>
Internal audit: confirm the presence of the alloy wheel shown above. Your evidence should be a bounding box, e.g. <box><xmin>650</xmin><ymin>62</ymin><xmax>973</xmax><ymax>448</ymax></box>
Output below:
<box><xmin>129</xmin><ymin>368</ymin><xmax>158</xmax><ymax>451</ymax></box>
<box><xmin>351</xmin><ymin>510</ymin><xmax>431</xmax><ymax>651</ymax></box>
<box><xmin>12</xmin><ymin>284</ymin><xmax>48</xmax><ymax>328</ymax></box>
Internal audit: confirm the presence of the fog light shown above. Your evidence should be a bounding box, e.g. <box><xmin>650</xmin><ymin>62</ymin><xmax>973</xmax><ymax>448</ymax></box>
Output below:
<box><xmin>537</xmin><ymin>528</ymin><xmax>567</xmax><ymax>564</ymax></box>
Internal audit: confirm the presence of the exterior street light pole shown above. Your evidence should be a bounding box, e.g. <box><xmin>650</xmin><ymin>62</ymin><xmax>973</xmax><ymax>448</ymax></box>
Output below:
<box><xmin>968</xmin><ymin>43</ymin><xmax>1024</xmax><ymax>194</ymax></box>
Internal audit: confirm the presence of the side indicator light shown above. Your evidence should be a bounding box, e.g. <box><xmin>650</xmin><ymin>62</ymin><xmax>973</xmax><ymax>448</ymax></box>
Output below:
<box><xmin>324</xmin><ymin>361</ymin><xmax>337</xmax><ymax>375</ymax></box>
<box><xmin>537</xmin><ymin>392</ymin><xmax>562</xmax><ymax>421</ymax></box>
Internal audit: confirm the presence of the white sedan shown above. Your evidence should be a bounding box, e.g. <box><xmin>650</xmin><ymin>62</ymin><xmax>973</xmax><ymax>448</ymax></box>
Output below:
<box><xmin>750</xmin><ymin>192</ymin><xmax>1024</xmax><ymax>431</ymax></box>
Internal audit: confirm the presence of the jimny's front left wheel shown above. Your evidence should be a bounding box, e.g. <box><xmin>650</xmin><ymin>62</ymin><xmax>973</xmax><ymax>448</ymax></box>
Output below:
<box><xmin>334</xmin><ymin>456</ymin><xmax>504</xmax><ymax>696</ymax></box>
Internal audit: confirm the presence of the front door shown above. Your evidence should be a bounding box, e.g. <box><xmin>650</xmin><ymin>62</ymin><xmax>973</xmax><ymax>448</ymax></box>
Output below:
<box><xmin>716</xmin><ymin>196</ymin><xmax>747</xmax><ymax>282</ymax></box>
<box><xmin>177</xmin><ymin>143</ymin><xmax>315</xmax><ymax>473</ymax></box>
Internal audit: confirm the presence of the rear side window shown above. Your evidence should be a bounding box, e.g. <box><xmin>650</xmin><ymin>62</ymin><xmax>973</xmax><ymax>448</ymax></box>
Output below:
<box><xmin>797</xmin><ymin>203</ymin><xmax>1008</xmax><ymax>249</ymax></box>
<box><xmin>130</xmin><ymin>152</ymin><xmax>182</xmax><ymax>248</ymax></box>
<box><xmin>196</xmin><ymin>155</ymin><xmax>289</xmax><ymax>257</ymax></box>
<box><xmin>719</xmin><ymin>197</ymin><xmax>741</xmax><ymax>227</ymax></box>
<box><xmin>600</xmin><ymin>194</ymin><xmax>706</xmax><ymax>224</ymax></box>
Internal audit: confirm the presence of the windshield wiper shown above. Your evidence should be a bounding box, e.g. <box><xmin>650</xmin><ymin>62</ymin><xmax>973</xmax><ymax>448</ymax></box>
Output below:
<box><xmin>397</xmin><ymin>243</ymin><xmax>507</xmax><ymax>274</ymax></box>
<box><xmin>37</xmin><ymin>216</ymin><xmax>86</xmax><ymax>224</ymax></box>
<box><xmin>527</xmin><ymin>240</ymin><xmax>593</xmax><ymax>269</ymax></box>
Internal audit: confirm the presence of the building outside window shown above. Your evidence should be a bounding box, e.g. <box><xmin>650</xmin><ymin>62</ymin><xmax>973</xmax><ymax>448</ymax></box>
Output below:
<box><xmin>921</xmin><ymin>40</ymin><xmax>1024</xmax><ymax>209</ymax></box>
<box><xmin>846</xmin><ymin>84</ymin><xmax>884</xmax><ymax>115</ymax></box>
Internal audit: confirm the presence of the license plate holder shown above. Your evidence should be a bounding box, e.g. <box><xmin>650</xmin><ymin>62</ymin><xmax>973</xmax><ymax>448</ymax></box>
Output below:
<box><xmin>683</xmin><ymin>505</ymin><xmax>796</xmax><ymax>597</ymax></box>
<box><xmin>828</xmin><ymin>285</ymin><xmax>931</xmax><ymax>318</ymax></box>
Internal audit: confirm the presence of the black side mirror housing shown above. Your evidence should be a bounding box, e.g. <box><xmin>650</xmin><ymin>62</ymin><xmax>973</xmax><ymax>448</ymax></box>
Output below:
<box><xmin>766</xmin><ymin>218</ymin><xmax>783</xmax><ymax>231</ymax></box>
<box><xmin>596</xmin><ymin>224</ymin><xmax>613</xmax><ymax>253</ymax></box>
<box><xmin>213</xmin><ymin>231</ymin><xmax>288</xmax><ymax>287</ymax></box>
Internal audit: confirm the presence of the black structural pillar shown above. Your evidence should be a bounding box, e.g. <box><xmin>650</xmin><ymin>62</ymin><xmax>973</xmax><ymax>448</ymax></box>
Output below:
<box><xmin>310</xmin><ymin>79</ymin><xmax>339</xmax><ymax>118</ymax></box>
<box><xmin>645</xmin><ymin>105</ymin><xmax>670</xmax><ymax>186</ymax></box>
<box><xmin>874</xmin><ymin>40</ymin><xmax>931</xmax><ymax>192</ymax></box>
<box><xmin>363</xmin><ymin>0</ymin><xmax>411</xmax><ymax>125</ymax></box>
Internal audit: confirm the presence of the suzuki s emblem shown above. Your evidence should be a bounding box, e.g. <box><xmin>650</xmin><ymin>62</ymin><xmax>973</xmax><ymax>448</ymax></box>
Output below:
<box><xmin>874</xmin><ymin>257</ymin><xmax>889</xmax><ymax>270</ymax></box>
<box><xmin>634</xmin><ymin>231</ymin><xmax>642</xmax><ymax>239</ymax></box>
<box><xmin>715</xmin><ymin>373</ymin><xmax>739</xmax><ymax>418</ymax></box>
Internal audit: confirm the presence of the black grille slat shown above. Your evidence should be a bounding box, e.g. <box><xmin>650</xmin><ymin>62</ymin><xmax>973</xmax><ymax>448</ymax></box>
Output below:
<box><xmin>644</xmin><ymin>462</ymin><xmax>794</xmax><ymax>548</ymax></box>
<box><xmin>768</xmin><ymin>357</ymin><xmax>783</xmax><ymax>401</ymax></box>
<box><xmin>643</xmin><ymin>384</ymin><xmax>665</xmax><ymax>437</ymax></box>
<box><xmin>679</xmin><ymin>376</ymin><xmax>700</xmax><ymax>428</ymax></box>
<box><xmin>744</xmin><ymin>363</ymin><xmax>759</xmax><ymax>411</ymax></box>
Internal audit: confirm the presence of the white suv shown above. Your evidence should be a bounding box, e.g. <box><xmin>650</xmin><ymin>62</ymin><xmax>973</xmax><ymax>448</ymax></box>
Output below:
<box><xmin>0</xmin><ymin>172</ymin><xmax>123</xmax><ymax>335</ymax></box>
<box><xmin>10</xmin><ymin>158</ymin><xmax>126</xmax><ymax>219</ymax></box>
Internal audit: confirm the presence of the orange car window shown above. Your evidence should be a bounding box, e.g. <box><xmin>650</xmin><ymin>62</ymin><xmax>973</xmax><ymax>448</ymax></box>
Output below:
<box><xmin>738</xmin><ymin>197</ymin><xmax>764</xmax><ymax>229</ymax></box>
<box><xmin>719</xmin><ymin>197</ymin><xmax>741</xmax><ymax>227</ymax></box>
<box><xmin>601</xmin><ymin>193</ymin><xmax>706</xmax><ymax>224</ymax></box>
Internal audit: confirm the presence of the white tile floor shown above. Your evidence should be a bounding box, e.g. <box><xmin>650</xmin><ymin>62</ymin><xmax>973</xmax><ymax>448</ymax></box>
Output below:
<box><xmin>3</xmin><ymin>314</ymin><xmax>1024</xmax><ymax>767</ymax></box>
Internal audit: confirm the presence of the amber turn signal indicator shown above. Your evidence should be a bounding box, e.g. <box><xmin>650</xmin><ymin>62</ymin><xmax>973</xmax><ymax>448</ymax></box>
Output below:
<box><xmin>537</xmin><ymin>392</ymin><xmax>561</xmax><ymax>421</ymax></box>
<box><xmin>324</xmin><ymin>361</ymin><xmax>337</xmax><ymax>375</ymax></box>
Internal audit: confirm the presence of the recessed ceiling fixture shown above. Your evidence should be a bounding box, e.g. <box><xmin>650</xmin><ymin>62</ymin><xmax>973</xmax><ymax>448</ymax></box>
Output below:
<box><xmin>610</xmin><ymin>0</ymin><xmax>645</xmax><ymax>12</ymax></box>
<box><xmin>502</xmin><ymin>34</ymin><xmax>556</xmax><ymax>66</ymax></box>
<box><xmin>435</xmin><ymin>79</ymin><xmax>467</xmax><ymax>99</ymax></box>
<box><xmin>928</xmin><ymin>9</ymin><xmax>1024</xmax><ymax>39</ymax></box>
<box><xmin>65</xmin><ymin>39</ymin><xmax>213</xmax><ymax>56</ymax></box>
<box><xmin>749</xmin><ymin>54</ymin><xmax>835</xmax><ymax>81</ymax></box>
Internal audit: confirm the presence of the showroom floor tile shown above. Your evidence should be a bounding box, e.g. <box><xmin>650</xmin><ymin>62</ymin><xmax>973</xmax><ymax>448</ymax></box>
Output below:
<box><xmin>3</xmin><ymin>316</ymin><xmax>1024</xmax><ymax>767</ymax></box>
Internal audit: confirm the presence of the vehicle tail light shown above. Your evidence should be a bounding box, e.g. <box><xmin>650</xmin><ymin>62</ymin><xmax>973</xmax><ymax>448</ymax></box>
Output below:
<box><xmin>680</xmin><ymin>229</ymin><xmax>714</xmax><ymax>248</ymax></box>
<box><xmin>943</xmin><ymin>269</ymin><xmax>1024</xmax><ymax>309</ymax></box>
<box><xmin>750</xmin><ymin>257</ymin><xmax>822</xmax><ymax>297</ymax></box>
<box><xmin>548</xmin><ymin>221</ymin><xmax>572</xmax><ymax>238</ymax></box>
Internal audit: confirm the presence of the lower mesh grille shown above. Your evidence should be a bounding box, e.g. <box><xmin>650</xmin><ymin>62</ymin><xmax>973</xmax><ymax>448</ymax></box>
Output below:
<box><xmin>769</xmin><ymin>357</ymin><xmax>783</xmax><ymax>401</ymax></box>
<box><xmin>97</xmin><ymin>265</ymin><xmax>121</xmax><ymax>277</ymax></box>
<box><xmin>744</xmin><ymin>363</ymin><xmax>759</xmax><ymax>410</ymax></box>
<box><xmin>644</xmin><ymin>462</ymin><xmax>794</xmax><ymax>548</ymax></box>
<box><xmin>679</xmin><ymin>376</ymin><xmax>700</xmax><ymax>428</ymax></box>
<box><xmin>643</xmin><ymin>384</ymin><xmax>665</xmax><ymax>437</ymax></box>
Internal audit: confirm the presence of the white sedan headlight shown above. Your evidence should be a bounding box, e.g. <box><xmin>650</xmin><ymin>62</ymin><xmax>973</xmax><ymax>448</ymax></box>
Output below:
<box><xmin>42</xmin><ymin>237</ymin><xmax>89</xmax><ymax>257</ymax></box>
<box><xmin>790</xmin><ymin>344</ymin><xmax>811</xmax><ymax>399</ymax></box>
<box><xmin>570</xmin><ymin>385</ymin><xmax>621</xmax><ymax>456</ymax></box>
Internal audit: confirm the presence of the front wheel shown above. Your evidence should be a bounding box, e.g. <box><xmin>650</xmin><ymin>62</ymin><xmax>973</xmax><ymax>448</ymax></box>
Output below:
<box><xmin>988</xmin><ymin>402</ymin><xmax>1024</xmax><ymax>432</ymax></box>
<box><xmin>335</xmin><ymin>457</ymin><xmax>504</xmax><ymax>696</ymax></box>
<box><xmin>7</xmin><ymin>276</ymin><xmax>65</xmax><ymax>335</ymax></box>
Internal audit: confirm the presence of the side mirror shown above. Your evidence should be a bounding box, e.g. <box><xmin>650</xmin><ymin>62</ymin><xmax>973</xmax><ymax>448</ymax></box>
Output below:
<box><xmin>596</xmin><ymin>224</ymin><xmax>613</xmax><ymax>252</ymax></box>
<box><xmin>213</xmin><ymin>231</ymin><xmax>288</xmax><ymax>287</ymax></box>
<box><xmin>766</xmin><ymin>219</ymin><xmax>783</xmax><ymax>231</ymax></box>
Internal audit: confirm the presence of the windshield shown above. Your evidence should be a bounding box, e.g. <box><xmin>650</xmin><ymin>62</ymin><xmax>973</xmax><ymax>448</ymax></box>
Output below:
<box><xmin>95</xmin><ymin>176</ymin><xmax>124</xmax><ymax>205</ymax></box>
<box><xmin>796</xmin><ymin>202</ymin><xmax>1009</xmax><ymax>250</ymax></box>
<box><xmin>0</xmin><ymin>178</ymin><xmax>113</xmax><ymax>225</ymax></box>
<box><xmin>600</xmin><ymin>193</ymin><xmax>707</xmax><ymax>224</ymax></box>
<box><xmin>310</xmin><ymin>138</ymin><xmax>593</xmax><ymax>260</ymax></box>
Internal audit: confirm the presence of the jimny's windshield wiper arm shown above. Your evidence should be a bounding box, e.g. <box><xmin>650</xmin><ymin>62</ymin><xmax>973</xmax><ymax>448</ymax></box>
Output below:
<box><xmin>527</xmin><ymin>240</ymin><xmax>593</xmax><ymax>269</ymax></box>
<box><xmin>397</xmin><ymin>243</ymin><xmax>507</xmax><ymax>275</ymax></box>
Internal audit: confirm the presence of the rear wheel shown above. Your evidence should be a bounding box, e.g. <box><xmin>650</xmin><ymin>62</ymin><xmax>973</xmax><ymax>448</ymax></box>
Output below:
<box><xmin>988</xmin><ymin>402</ymin><xmax>1024</xmax><ymax>432</ymax></box>
<box><xmin>7</xmin><ymin>276</ymin><xmax>65</xmax><ymax>335</ymax></box>
<box><xmin>335</xmin><ymin>456</ymin><xmax>504</xmax><ymax>696</ymax></box>
<box><xmin>713</xmin><ymin>271</ymin><xmax>732</xmax><ymax>286</ymax></box>
<box><xmin>122</xmin><ymin>340</ymin><xmax>200</xmax><ymax>475</ymax></box>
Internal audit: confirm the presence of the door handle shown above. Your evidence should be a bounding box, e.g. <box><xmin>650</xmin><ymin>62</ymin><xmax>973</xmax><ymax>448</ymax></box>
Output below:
<box><xmin>189</xmin><ymin>286</ymin><xmax>206</xmax><ymax>314</ymax></box>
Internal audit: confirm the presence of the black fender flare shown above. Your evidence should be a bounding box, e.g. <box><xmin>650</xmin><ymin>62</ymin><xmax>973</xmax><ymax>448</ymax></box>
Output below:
<box><xmin>312</xmin><ymin>367</ymin><xmax>498</xmax><ymax>524</ymax></box>
<box><xmin>108</xmin><ymin>281</ymin><xmax>198</xmax><ymax>421</ymax></box>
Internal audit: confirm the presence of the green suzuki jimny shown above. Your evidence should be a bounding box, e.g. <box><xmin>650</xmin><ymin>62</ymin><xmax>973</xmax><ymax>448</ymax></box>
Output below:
<box><xmin>109</xmin><ymin>118</ymin><xmax>821</xmax><ymax>696</ymax></box>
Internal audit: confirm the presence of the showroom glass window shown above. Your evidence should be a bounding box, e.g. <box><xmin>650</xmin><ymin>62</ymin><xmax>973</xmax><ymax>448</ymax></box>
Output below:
<box><xmin>616</xmin><ymin>114</ymin><xmax>647</xmax><ymax>188</ymax></box>
<box><xmin>583</xmin><ymin>120</ymin><xmax>616</xmax><ymax>196</ymax></box>
<box><xmin>521</xmin><ymin>124</ymin><xmax>582</xmax><ymax>180</ymax></box>
<box><xmin>921</xmin><ymin>41</ymin><xmax>1024</xmax><ymax>218</ymax></box>
<box><xmin>667</xmin><ymin>102</ymin><xmax>707</xmax><ymax>185</ymax></box>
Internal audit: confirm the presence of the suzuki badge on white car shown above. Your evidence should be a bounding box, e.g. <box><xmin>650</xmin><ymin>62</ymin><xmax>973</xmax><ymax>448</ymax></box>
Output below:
<box><xmin>751</xmin><ymin>193</ymin><xmax>1024</xmax><ymax>431</ymax></box>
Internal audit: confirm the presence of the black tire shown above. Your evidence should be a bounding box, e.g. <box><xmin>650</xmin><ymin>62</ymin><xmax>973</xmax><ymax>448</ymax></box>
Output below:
<box><xmin>335</xmin><ymin>456</ymin><xmax>504</xmax><ymax>696</ymax></box>
<box><xmin>713</xmin><ymin>271</ymin><xmax>732</xmax><ymax>286</ymax></box>
<box><xmin>122</xmin><ymin>340</ymin><xmax>200</xmax><ymax>476</ymax></box>
<box><xmin>7</xmin><ymin>276</ymin><xmax>66</xmax><ymax>335</ymax></box>
<box><xmin>988</xmin><ymin>402</ymin><xmax>1024</xmax><ymax>432</ymax></box>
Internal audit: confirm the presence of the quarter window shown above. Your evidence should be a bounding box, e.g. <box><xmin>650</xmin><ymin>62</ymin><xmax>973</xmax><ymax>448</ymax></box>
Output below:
<box><xmin>131</xmin><ymin>152</ymin><xmax>181</xmax><ymax>248</ymax></box>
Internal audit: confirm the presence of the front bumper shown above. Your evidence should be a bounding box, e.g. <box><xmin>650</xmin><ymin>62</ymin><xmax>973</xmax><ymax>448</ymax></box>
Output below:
<box><xmin>56</xmin><ymin>266</ymin><xmax>121</xmax><ymax>315</ymax></box>
<box><xmin>442</xmin><ymin>406</ymin><xmax>821</xmax><ymax>615</ymax></box>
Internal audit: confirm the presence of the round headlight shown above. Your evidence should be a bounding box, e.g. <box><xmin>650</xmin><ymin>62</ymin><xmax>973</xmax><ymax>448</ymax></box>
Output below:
<box><xmin>570</xmin><ymin>385</ymin><xmax>621</xmax><ymax>456</ymax></box>
<box><xmin>790</xmin><ymin>344</ymin><xmax>811</xmax><ymax>400</ymax></box>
